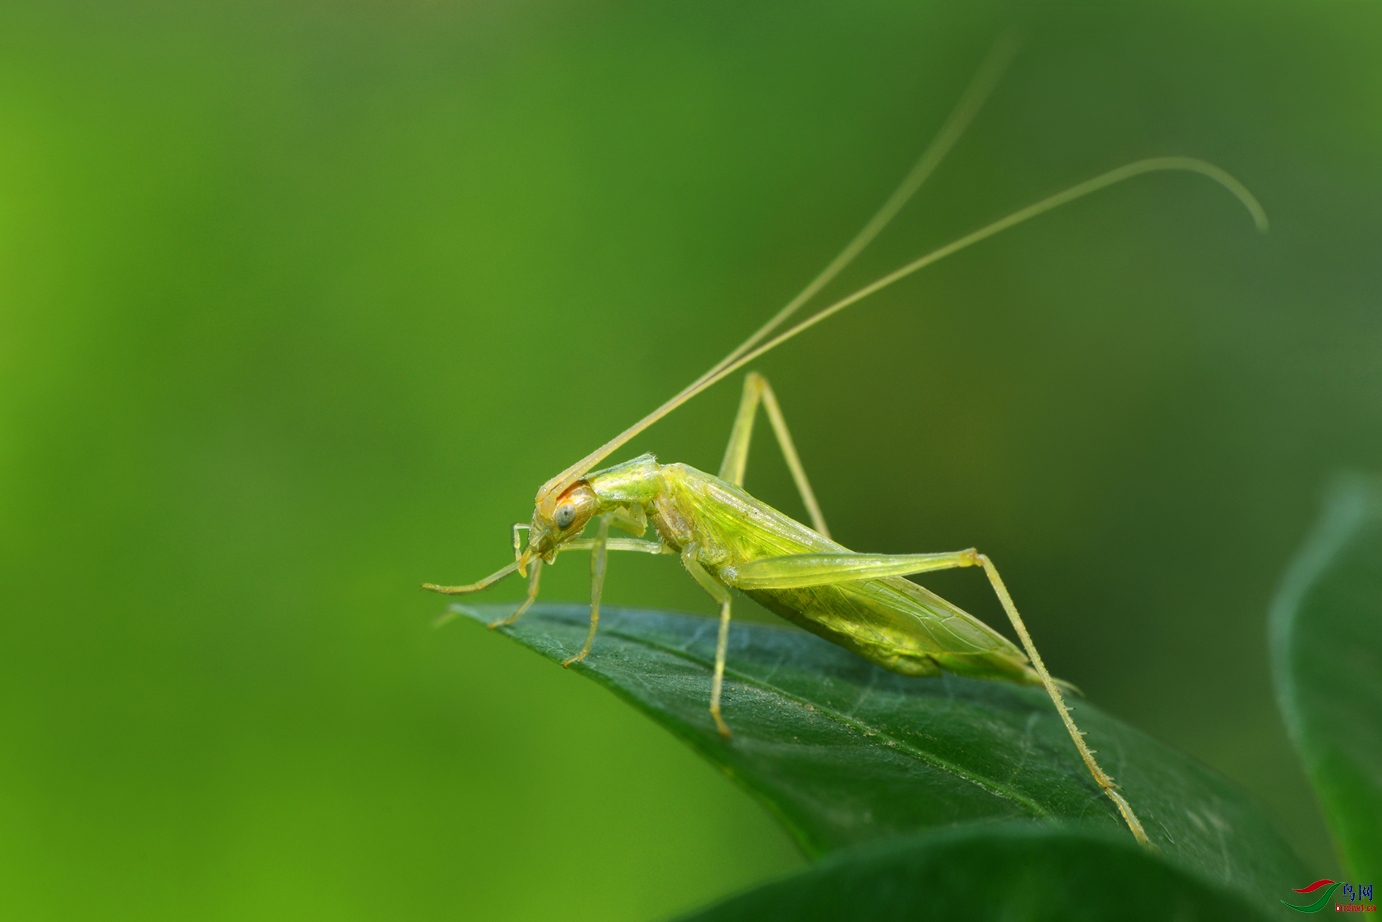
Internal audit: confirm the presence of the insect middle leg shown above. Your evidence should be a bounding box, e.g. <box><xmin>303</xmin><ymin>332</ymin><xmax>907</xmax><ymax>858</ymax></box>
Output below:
<box><xmin>680</xmin><ymin>543</ymin><xmax>734</xmax><ymax>737</ymax></box>
<box><xmin>719</xmin><ymin>372</ymin><xmax>830</xmax><ymax>537</ymax></box>
<box><xmin>724</xmin><ymin>548</ymin><xmax>1151</xmax><ymax>846</ymax></box>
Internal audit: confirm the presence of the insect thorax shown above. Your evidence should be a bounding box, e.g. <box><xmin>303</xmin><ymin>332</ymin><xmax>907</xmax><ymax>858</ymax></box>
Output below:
<box><xmin>585</xmin><ymin>453</ymin><xmax>694</xmax><ymax>552</ymax></box>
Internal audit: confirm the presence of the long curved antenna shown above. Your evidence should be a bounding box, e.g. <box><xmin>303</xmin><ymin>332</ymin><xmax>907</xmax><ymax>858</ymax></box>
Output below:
<box><xmin>683</xmin><ymin>35</ymin><xmax>1021</xmax><ymax>399</ymax></box>
<box><xmin>540</xmin><ymin>154</ymin><xmax>1266</xmax><ymax>511</ymax></box>
<box><xmin>643</xmin><ymin>157</ymin><xmax>1266</xmax><ymax>413</ymax></box>
<box><xmin>535</xmin><ymin>37</ymin><xmax>1020</xmax><ymax>513</ymax></box>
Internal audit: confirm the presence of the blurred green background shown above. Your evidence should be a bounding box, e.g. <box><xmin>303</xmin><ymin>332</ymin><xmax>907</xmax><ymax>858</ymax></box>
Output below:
<box><xmin>3</xmin><ymin>0</ymin><xmax>1381</xmax><ymax>918</ymax></box>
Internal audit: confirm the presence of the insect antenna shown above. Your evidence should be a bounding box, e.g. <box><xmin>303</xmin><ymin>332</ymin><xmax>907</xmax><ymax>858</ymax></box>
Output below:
<box><xmin>685</xmin><ymin>35</ymin><xmax>1022</xmax><ymax>399</ymax></box>
<box><xmin>536</xmin><ymin>36</ymin><xmax>1020</xmax><ymax>513</ymax></box>
<box><xmin>672</xmin><ymin>155</ymin><xmax>1267</xmax><ymax>401</ymax></box>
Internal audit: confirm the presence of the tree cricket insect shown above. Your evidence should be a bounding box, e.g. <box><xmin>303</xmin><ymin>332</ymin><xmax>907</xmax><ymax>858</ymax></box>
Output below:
<box><xmin>424</xmin><ymin>41</ymin><xmax>1267</xmax><ymax>847</ymax></box>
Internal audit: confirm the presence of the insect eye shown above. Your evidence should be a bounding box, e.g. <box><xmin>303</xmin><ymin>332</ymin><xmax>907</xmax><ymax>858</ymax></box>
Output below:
<box><xmin>554</xmin><ymin>504</ymin><xmax>577</xmax><ymax>529</ymax></box>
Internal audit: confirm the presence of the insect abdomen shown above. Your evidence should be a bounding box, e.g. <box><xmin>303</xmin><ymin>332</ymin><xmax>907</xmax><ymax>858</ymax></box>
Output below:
<box><xmin>654</xmin><ymin>463</ymin><xmax>1042</xmax><ymax>686</ymax></box>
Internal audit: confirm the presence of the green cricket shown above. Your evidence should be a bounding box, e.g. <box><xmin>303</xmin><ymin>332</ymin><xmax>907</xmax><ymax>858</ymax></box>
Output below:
<box><xmin>424</xmin><ymin>42</ymin><xmax>1267</xmax><ymax>847</ymax></box>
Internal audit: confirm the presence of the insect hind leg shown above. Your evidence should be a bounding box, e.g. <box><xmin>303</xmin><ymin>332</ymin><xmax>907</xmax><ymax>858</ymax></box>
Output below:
<box><xmin>718</xmin><ymin>372</ymin><xmax>830</xmax><ymax>537</ymax></box>
<box><xmin>719</xmin><ymin>545</ymin><xmax>1151</xmax><ymax>845</ymax></box>
<box><xmin>975</xmin><ymin>553</ymin><xmax>1151</xmax><ymax>847</ymax></box>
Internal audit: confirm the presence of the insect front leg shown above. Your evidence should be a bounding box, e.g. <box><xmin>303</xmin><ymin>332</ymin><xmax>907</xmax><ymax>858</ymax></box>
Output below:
<box><xmin>562</xmin><ymin>513</ymin><xmax>612</xmax><ymax>667</ymax></box>
<box><xmin>719</xmin><ymin>372</ymin><xmax>830</xmax><ymax>537</ymax></box>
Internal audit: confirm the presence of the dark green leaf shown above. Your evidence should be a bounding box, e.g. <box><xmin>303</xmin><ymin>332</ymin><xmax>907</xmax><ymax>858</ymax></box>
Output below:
<box><xmin>458</xmin><ymin>603</ymin><xmax>1307</xmax><ymax>916</ymax></box>
<box><xmin>1270</xmin><ymin>475</ymin><xmax>1382</xmax><ymax>879</ymax></box>
<box><xmin>676</xmin><ymin>823</ymin><xmax>1273</xmax><ymax>922</ymax></box>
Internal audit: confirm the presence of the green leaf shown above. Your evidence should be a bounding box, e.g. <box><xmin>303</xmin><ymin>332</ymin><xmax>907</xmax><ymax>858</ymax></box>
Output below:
<box><xmin>1270</xmin><ymin>475</ymin><xmax>1382</xmax><ymax>879</ymax></box>
<box><xmin>676</xmin><ymin>823</ymin><xmax>1274</xmax><ymax>922</ymax></box>
<box><xmin>458</xmin><ymin>603</ymin><xmax>1307</xmax><ymax>915</ymax></box>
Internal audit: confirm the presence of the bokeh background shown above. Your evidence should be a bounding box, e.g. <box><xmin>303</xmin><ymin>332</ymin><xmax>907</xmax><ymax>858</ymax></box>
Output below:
<box><xmin>3</xmin><ymin>0</ymin><xmax>1381</xmax><ymax>918</ymax></box>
